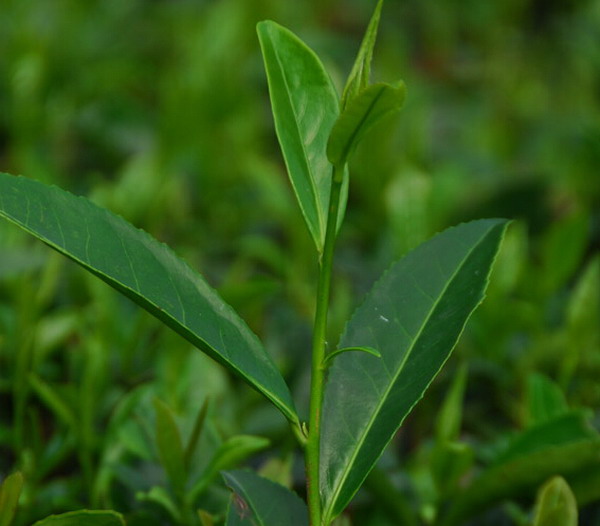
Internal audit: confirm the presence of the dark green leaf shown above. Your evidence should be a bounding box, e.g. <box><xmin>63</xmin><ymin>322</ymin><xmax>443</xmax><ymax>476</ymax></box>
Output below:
<box><xmin>0</xmin><ymin>173</ymin><xmax>297</xmax><ymax>424</ymax></box>
<box><xmin>341</xmin><ymin>0</ymin><xmax>384</xmax><ymax>108</ymax></box>
<box><xmin>0</xmin><ymin>472</ymin><xmax>23</xmax><ymax>526</ymax></box>
<box><xmin>153</xmin><ymin>398</ymin><xmax>186</xmax><ymax>496</ymax></box>
<box><xmin>257</xmin><ymin>21</ymin><xmax>348</xmax><ymax>252</ymax></box>
<box><xmin>526</xmin><ymin>373</ymin><xmax>568</xmax><ymax>427</ymax></box>
<box><xmin>327</xmin><ymin>82</ymin><xmax>406</xmax><ymax>167</ymax></box>
<box><xmin>223</xmin><ymin>470</ymin><xmax>308</xmax><ymax>526</ymax></box>
<box><xmin>533</xmin><ymin>477</ymin><xmax>577</xmax><ymax>526</ymax></box>
<box><xmin>32</xmin><ymin>510</ymin><xmax>126</xmax><ymax>526</ymax></box>
<box><xmin>320</xmin><ymin>219</ymin><xmax>508</xmax><ymax>523</ymax></box>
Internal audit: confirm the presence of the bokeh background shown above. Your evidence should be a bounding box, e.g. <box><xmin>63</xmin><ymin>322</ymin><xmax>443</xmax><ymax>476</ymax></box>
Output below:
<box><xmin>1</xmin><ymin>0</ymin><xmax>599</xmax><ymax>524</ymax></box>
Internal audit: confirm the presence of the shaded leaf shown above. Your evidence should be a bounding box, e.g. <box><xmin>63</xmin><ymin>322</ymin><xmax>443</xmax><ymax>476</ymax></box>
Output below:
<box><xmin>0</xmin><ymin>472</ymin><xmax>23</xmax><ymax>526</ymax></box>
<box><xmin>341</xmin><ymin>0</ymin><xmax>384</xmax><ymax>108</ymax></box>
<box><xmin>32</xmin><ymin>510</ymin><xmax>125</xmax><ymax>526</ymax></box>
<box><xmin>533</xmin><ymin>477</ymin><xmax>577</xmax><ymax>526</ymax></box>
<box><xmin>223</xmin><ymin>470</ymin><xmax>308</xmax><ymax>526</ymax></box>
<box><xmin>153</xmin><ymin>398</ymin><xmax>186</xmax><ymax>496</ymax></box>
<box><xmin>320</xmin><ymin>219</ymin><xmax>508</xmax><ymax>523</ymax></box>
<box><xmin>0</xmin><ymin>173</ymin><xmax>297</xmax><ymax>424</ymax></box>
<box><xmin>435</xmin><ymin>363</ymin><xmax>468</xmax><ymax>442</ymax></box>
<box><xmin>526</xmin><ymin>373</ymin><xmax>568</xmax><ymax>427</ymax></box>
<box><xmin>257</xmin><ymin>21</ymin><xmax>348</xmax><ymax>252</ymax></box>
<box><xmin>327</xmin><ymin>82</ymin><xmax>406</xmax><ymax>167</ymax></box>
<box><xmin>323</xmin><ymin>346</ymin><xmax>381</xmax><ymax>366</ymax></box>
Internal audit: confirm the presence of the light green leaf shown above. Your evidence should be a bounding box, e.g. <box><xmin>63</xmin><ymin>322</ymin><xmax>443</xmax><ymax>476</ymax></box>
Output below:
<box><xmin>435</xmin><ymin>363</ymin><xmax>468</xmax><ymax>442</ymax></box>
<box><xmin>533</xmin><ymin>477</ymin><xmax>577</xmax><ymax>526</ymax></box>
<box><xmin>153</xmin><ymin>398</ymin><xmax>186</xmax><ymax>496</ymax></box>
<box><xmin>257</xmin><ymin>21</ymin><xmax>348</xmax><ymax>252</ymax></box>
<box><xmin>190</xmin><ymin>435</ymin><xmax>270</xmax><ymax>500</ymax></box>
<box><xmin>31</xmin><ymin>510</ymin><xmax>125</xmax><ymax>526</ymax></box>
<box><xmin>223</xmin><ymin>470</ymin><xmax>308</xmax><ymax>526</ymax></box>
<box><xmin>320</xmin><ymin>219</ymin><xmax>508</xmax><ymax>523</ymax></box>
<box><xmin>327</xmin><ymin>82</ymin><xmax>406</xmax><ymax>167</ymax></box>
<box><xmin>0</xmin><ymin>472</ymin><xmax>23</xmax><ymax>526</ymax></box>
<box><xmin>341</xmin><ymin>0</ymin><xmax>384</xmax><ymax>108</ymax></box>
<box><xmin>526</xmin><ymin>373</ymin><xmax>568</xmax><ymax>427</ymax></box>
<box><xmin>0</xmin><ymin>173</ymin><xmax>297</xmax><ymax>425</ymax></box>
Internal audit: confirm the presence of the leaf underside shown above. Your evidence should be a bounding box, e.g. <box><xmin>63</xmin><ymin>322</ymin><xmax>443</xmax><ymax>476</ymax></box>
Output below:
<box><xmin>223</xmin><ymin>470</ymin><xmax>308</xmax><ymax>526</ymax></box>
<box><xmin>0</xmin><ymin>173</ymin><xmax>297</xmax><ymax>424</ymax></box>
<box><xmin>257</xmin><ymin>21</ymin><xmax>348</xmax><ymax>252</ymax></box>
<box><xmin>320</xmin><ymin>218</ymin><xmax>509</xmax><ymax>522</ymax></box>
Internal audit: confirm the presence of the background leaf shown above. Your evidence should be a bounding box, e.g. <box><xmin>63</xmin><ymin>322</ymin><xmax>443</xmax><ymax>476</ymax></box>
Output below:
<box><xmin>0</xmin><ymin>472</ymin><xmax>23</xmax><ymax>526</ymax></box>
<box><xmin>257</xmin><ymin>21</ymin><xmax>348</xmax><ymax>252</ymax></box>
<box><xmin>320</xmin><ymin>219</ymin><xmax>508</xmax><ymax>523</ymax></box>
<box><xmin>327</xmin><ymin>82</ymin><xmax>406</xmax><ymax>167</ymax></box>
<box><xmin>0</xmin><ymin>173</ymin><xmax>297</xmax><ymax>425</ymax></box>
<box><xmin>32</xmin><ymin>510</ymin><xmax>125</xmax><ymax>526</ymax></box>
<box><xmin>533</xmin><ymin>477</ymin><xmax>578</xmax><ymax>526</ymax></box>
<box><xmin>223</xmin><ymin>470</ymin><xmax>308</xmax><ymax>526</ymax></box>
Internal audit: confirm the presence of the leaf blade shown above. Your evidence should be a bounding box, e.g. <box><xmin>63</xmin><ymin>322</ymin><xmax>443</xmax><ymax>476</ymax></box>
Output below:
<box><xmin>257</xmin><ymin>21</ymin><xmax>347</xmax><ymax>251</ymax></box>
<box><xmin>320</xmin><ymin>219</ymin><xmax>508</xmax><ymax>522</ymax></box>
<box><xmin>223</xmin><ymin>470</ymin><xmax>308</xmax><ymax>526</ymax></box>
<box><xmin>0</xmin><ymin>173</ymin><xmax>297</xmax><ymax>424</ymax></box>
<box><xmin>533</xmin><ymin>476</ymin><xmax>578</xmax><ymax>526</ymax></box>
<box><xmin>31</xmin><ymin>510</ymin><xmax>125</xmax><ymax>526</ymax></box>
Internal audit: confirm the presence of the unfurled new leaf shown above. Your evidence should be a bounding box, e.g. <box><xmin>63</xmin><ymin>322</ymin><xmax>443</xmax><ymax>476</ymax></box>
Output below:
<box><xmin>327</xmin><ymin>82</ymin><xmax>406</xmax><ymax>167</ymax></box>
<box><xmin>223</xmin><ymin>470</ymin><xmax>308</xmax><ymax>526</ymax></box>
<box><xmin>320</xmin><ymin>219</ymin><xmax>508</xmax><ymax>523</ymax></box>
<box><xmin>533</xmin><ymin>477</ymin><xmax>578</xmax><ymax>526</ymax></box>
<box><xmin>0</xmin><ymin>472</ymin><xmax>23</xmax><ymax>526</ymax></box>
<box><xmin>0</xmin><ymin>173</ymin><xmax>298</xmax><ymax>425</ymax></box>
<box><xmin>257</xmin><ymin>21</ymin><xmax>348</xmax><ymax>252</ymax></box>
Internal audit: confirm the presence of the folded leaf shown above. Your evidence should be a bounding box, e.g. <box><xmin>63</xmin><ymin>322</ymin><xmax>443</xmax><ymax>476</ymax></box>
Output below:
<box><xmin>327</xmin><ymin>82</ymin><xmax>406</xmax><ymax>167</ymax></box>
<box><xmin>257</xmin><ymin>21</ymin><xmax>348</xmax><ymax>252</ymax></box>
<box><xmin>223</xmin><ymin>470</ymin><xmax>308</xmax><ymax>526</ymax></box>
<box><xmin>32</xmin><ymin>510</ymin><xmax>125</xmax><ymax>526</ymax></box>
<box><xmin>341</xmin><ymin>0</ymin><xmax>384</xmax><ymax>108</ymax></box>
<box><xmin>533</xmin><ymin>477</ymin><xmax>578</xmax><ymax>526</ymax></box>
<box><xmin>320</xmin><ymin>219</ymin><xmax>508</xmax><ymax>523</ymax></box>
<box><xmin>0</xmin><ymin>173</ymin><xmax>298</xmax><ymax>425</ymax></box>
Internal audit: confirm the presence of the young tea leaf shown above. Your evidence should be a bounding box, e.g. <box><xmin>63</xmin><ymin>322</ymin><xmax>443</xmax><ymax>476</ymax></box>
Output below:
<box><xmin>533</xmin><ymin>477</ymin><xmax>578</xmax><ymax>526</ymax></box>
<box><xmin>0</xmin><ymin>472</ymin><xmax>23</xmax><ymax>526</ymax></box>
<box><xmin>341</xmin><ymin>0</ymin><xmax>384</xmax><ymax>108</ymax></box>
<box><xmin>320</xmin><ymin>219</ymin><xmax>508</xmax><ymax>523</ymax></box>
<box><xmin>31</xmin><ymin>510</ymin><xmax>125</xmax><ymax>526</ymax></box>
<box><xmin>0</xmin><ymin>173</ymin><xmax>298</xmax><ymax>425</ymax></box>
<box><xmin>327</xmin><ymin>82</ymin><xmax>406</xmax><ymax>167</ymax></box>
<box><xmin>257</xmin><ymin>21</ymin><xmax>348</xmax><ymax>252</ymax></box>
<box><xmin>223</xmin><ymin>470</ymin><xmax>308</xmax><ymax>526</ymax></box>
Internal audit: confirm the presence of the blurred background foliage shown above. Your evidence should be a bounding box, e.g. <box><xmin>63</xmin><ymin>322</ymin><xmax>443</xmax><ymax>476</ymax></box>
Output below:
<box><xmin>0</xmin><ymin>0</ymin><xmax>599</xmax><ymax>524</ymax></box>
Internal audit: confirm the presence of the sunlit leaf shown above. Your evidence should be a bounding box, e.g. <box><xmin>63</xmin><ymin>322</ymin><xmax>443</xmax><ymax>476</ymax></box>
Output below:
<box><xmin>0</xmin><ymin>173</ymin><xmax>298</xmax><ymax>425</ymax></box>
<box><xmin>0</xmin><ymin>472</ymin><xmax>23</xmax><ymax>526</ymax></box>
<box><xmin>533</xmin><ymin>477</ymin><xmax>577</xmax><ymax>526</ymax></box>
<box><xmin>320</xmin><ymin>219</ymin><xmax>508</xmax><ymax>523</ymax></box>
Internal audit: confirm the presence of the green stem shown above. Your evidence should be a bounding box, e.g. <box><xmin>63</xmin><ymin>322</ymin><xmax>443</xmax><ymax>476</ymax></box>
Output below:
<box><xmin>306</xmin><ymin>165</ymin><xmax>344</xmax><ymax>526</ymax></box>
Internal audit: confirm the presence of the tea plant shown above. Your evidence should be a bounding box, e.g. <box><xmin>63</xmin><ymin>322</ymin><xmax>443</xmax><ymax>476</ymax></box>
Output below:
<box><xmin>0</xmin><ymin>1</ymin><xmax>515</xmax><ymax>524</ymax></box>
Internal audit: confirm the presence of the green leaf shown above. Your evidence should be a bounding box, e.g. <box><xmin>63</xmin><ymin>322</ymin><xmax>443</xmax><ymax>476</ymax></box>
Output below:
<box><xmin>190</xmin><ymin>435</ymin><xmax>270</xmax><ymax>500</ymax></box>
<box><xmin>257</xmin><ymin>21</ymin><xmax>348</xmax><ymax>252</ymax></box>
<box><xmin>327</xmin><ymin>82</ymin><xmax>406</xmax><ymax>167</ymax></box>
<box><xmin>223</xmin><ymin>470</ymin><xmax>308</xmax><ymax>526</ymax></box>
<box><xmin>31</xmin><ymin>510</ymin><xmax>126</xmax><ymax>526</ymax></box>
<box><xmin>323</xmin><ymin>346</ymin><xmax>381</xmax><ymax>366</ymax></box>
<box><xmin>526</xmin><ymin>373</ymin><xmax>568</xmax><ymax>427</ymax></box>
<box><xmin>435</xmin><ymin>363</ymin><xmax>468</xmax><ymax>442</ymax></box>
<box><xmin>153</xmin><ymin>398</ymin><xmax>187</xmax><ymax>496</ymax></box>
<box><xmin>533</xmin><ymin>477</ymin><xmax>578</xmax><ymax>526</ymax></box>
<box><xmin>0</xmin><ymin>173</ymin><xmax>297</xmax><ymax>425</ymax></box>
<box><xmin>0</xmin><ymin>472</ymin><xmax>23</xmax><ymax>526</ymax></box>
<box><xmin>320</xmin><ymin>219</ymin><xmax>508</xmax><ymax>523</ymax></box>
<box><xmin>341</xmin><ymin>0</ymin><xmax>384</xmax><ymax>108</ymax></box>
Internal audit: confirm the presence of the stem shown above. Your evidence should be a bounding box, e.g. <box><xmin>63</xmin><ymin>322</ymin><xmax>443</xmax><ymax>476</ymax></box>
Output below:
<box><xmin>306</xmin><ymin>165</ymin><xmax>344</xmax><ymax>526</ymax></box>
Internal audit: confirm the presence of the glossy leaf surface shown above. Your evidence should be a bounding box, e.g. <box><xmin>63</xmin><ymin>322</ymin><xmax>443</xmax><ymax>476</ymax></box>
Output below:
<box><xmin>0</xmin><ymin>173</ymin><xmax>297</xmax><ymax>424</ymax></box>
<box><xmin>341</xmin><ymin>0</ymin><xmax>383</xmax><ymax>108</ymax></box>
<box><xmin>533</xmin><ymin>477</ymin><xmax>578</xmax><ymax>526</ymax></box>
<box><xmin>32</xmin><ymin>511</ymin><xmax>125</xmax><ymax>526</ymax></box>
<box><xmin>257</xmin><ymin>21</ymin><xmax>347</xmax><ymax>252</ymax></box>
<box><xmin>223</xmin><ymin>470</ymin><xmax>308</xmax><ymax>526</ymax></box>
<box><xmin>327</xmin><ymin>82</ymin><xmax>406</xmax><ymax>167</ymax></box>
<box><xmin>320</xmin><ymin>219</ymin><xmax>508</xmax><ymax>522</ymax></box>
